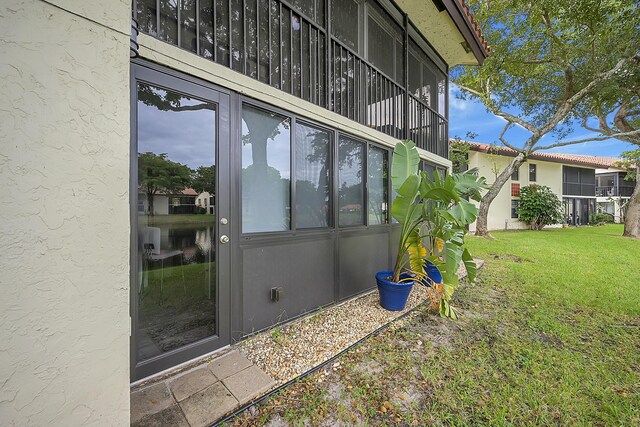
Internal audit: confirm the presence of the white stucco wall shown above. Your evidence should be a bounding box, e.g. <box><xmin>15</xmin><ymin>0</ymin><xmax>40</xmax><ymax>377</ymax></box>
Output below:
<box><xmin>0</xmin><ymin>1</ymin><xmax>131</xmax><ymax>425</ymax></box>
<box><xmin>468</xmin><ymin>151</ymin><xmax>564</xmax><ymax>232</ymax></box>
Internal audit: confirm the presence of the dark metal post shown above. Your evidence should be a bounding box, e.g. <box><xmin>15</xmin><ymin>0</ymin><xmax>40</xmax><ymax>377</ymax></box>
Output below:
<box><xmin>325</xmin><ymin>0</ymin><xmax>331</xmax><ymax>110</ymax></box>
<box><xmin>403</xmin><ymin>13</ymin><xmax>409</xmax><ymax>140</ymax></box>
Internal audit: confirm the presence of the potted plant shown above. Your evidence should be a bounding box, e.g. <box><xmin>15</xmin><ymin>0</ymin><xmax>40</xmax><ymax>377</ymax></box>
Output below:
<box><xmin>376</xmin><ymin>140</ymin><xmax>487</xmax><ymax>316</ymax></box>
<box><xmin>375</xmin><ymin>140</ymin><xmax>425</xmax><ymax>311</ymax></box>
<box><xmin>420</xmin><ymin>169</ymin><xmax>487</xmax><ymax>318</ymax></box>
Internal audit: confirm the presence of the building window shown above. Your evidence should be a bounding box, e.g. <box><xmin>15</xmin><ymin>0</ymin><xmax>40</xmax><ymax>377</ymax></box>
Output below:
<box><xmin>338</xmin><ymin>136</ymin><xmax>365</xmax><ymax>226</ymax></box>
<box><xmin>511</xmin><ymin>168</ymin><xmax>519</xmax><ymax>181</ymax></box>
<box><xmin>511</xmin><ymin>200</ymin><xmax>519</xmax><ymax>218</ymax></box>
<box><xmin>529</xmin><ymin>164</ymin><xmax>537</xmax><ymax>182</ymax></box>
<box><xmin>511</xmin><ymin>183</ymin><xmax>521</xmax><ymax>197</ymax></box>
<box><xmin>368</xmin><ymin>145</ymin><xmax>388</xmax><ymax>225</ymax></box>
<box><xmin>241</xmin><ymin>105</ymin><xmax>291</xmax><ymax>233</ymax></box>
<box><xmin>295</xmin><ymin>122</ymin><xmax>332</xmax><ymax>228</ymax></box>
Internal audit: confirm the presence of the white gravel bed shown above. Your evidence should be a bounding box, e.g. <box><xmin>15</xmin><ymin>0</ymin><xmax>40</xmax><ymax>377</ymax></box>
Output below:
<box><xmin>240</xmin><ymin>260</ymin><xmax>483</xmax><ymax>384</ymax></box>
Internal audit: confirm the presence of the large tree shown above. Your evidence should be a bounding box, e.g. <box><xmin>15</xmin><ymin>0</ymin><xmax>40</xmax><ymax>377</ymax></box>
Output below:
<box><xmin>577</xmin><ymin>62</ymin><xmax>640</xmax><ymax>237</ymax></box>
<box><xmin>453</xmin><ymin>0</ymin><xmax>640</xmax><ymax>236</ymax></box>
<box><xmin>138</xmin><ymin>152</ymin><xmax>192</xmax><ymax>216</ymax></box>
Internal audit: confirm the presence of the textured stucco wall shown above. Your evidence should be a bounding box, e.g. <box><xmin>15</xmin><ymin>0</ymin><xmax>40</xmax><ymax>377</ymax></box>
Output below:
<box><xmin>469</xmin><ymin>152</ymin><xmax>565</xmax><ymax>232</ymax></box>
<box><xmin>0</xmin><ymin>0</ymin><xmax>131</xmax><ymax>425</ymax></box>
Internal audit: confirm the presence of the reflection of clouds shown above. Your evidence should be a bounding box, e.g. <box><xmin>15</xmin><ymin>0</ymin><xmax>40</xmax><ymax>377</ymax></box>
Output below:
<box><xmin>138</xmin><ymin>92</ymin><xmax>216</xmax><ymax>169</ymax></box>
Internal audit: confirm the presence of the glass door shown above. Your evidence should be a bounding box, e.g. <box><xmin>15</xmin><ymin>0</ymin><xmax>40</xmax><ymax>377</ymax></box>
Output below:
<box><xmin>131</xmin><ymin>64</ymin><xmax>231</xmax><ymax>381</ymax></box>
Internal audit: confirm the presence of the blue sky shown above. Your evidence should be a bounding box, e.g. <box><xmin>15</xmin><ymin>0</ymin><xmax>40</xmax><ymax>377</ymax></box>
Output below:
<box><xmin>449</xmin><ymin>85</ymin><xmax>635</xmax><ymax>158</ymax></box>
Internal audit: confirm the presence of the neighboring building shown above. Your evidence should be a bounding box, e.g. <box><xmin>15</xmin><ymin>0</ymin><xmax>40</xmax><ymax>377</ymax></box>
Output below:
<box><xmin>1</xmin><ymin>1</ymin><xmax>488</xmax><ymax>424</ymax></box>
<box><xmin>466</xmin><ymin>142</ymin><xmax>623</xmax><ymax>231</ymax></box>
<box><xmin>139</xmin><ymin>188</ymin><xmax>199</xmax><ymax>215</ymax></box>
<box><xmin>595</xmin><ymin>169</ymin><xmax>634</xmax><ymax>222</ymax></box>
<box><xmin>195</xmin><ymin>191</ymin><xmax>216</xmax><ymax>215</ymax></box>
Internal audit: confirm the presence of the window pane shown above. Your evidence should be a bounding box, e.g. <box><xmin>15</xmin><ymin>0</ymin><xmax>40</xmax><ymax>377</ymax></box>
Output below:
<box><xmin>331</xmin><ymin>0</ymin><xmax>359</xmax><ymax>51</ymax></box>
<box><xmin>136</xmin><ymin>83</ymin><xmax>216</xmax><ymax>360</ymax></box>
<box><xmin>180</xmin><ymin>0</ymin><xmax>197</xmax><ymax>52</ymax></box>
<box><xmin>199</xmin><ymin>0</ymin><xmax>214</xmax><ymax>59</ymax></box>
<box><xmin>295</xmin><ymin>123</ymin><xmax>331</xmax><ymax>228</ymax></box>
<box><xmin>338</xmin><ymin>137</ymin><xmax>364</xmax><ymax>226</ymax></box>
<box><xmin>215</xmin><ymin>0</ymin><xmax>230</xmax><ymax>66</ymax></box>
<box><xmin>529</xmin><ymin>164</ymin><xmax>537</xmax><ymax>182</ymax></box>
<box><xmin>368</xmin><ymin>146</ymin><xmax>388</xmax><ymax>225</ymax></box>
<box><xmin>241</xmin><ymin>105</ymin><xmax>291</xmax><ymax>233</ymax></box>
<box><xmin>136</xmin><ymin>0</ymin><xmax>158</xmax><ymax>36</ymax></box>
<box><xmin>160</xmin><ymin>0</ymin><xmax>178</xmax><ymax>44</ymax></box>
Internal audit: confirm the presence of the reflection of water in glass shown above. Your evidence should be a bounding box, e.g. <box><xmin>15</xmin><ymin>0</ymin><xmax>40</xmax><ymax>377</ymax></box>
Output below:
<box><xmin>162</xmin><ymin>224</ymin><xmax>215</xmax><ymax>264</ymax></box>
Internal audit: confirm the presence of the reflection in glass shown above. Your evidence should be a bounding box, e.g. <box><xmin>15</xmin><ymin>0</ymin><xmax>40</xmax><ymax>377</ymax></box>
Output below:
<box><xmin>368</xmin><ymin>146</ymin><xmax>388</xmax><ymax>225</ymax></box>
<box><xmin>160</xmin><ymin>0</ymin><xmax>178</xmax><ymax>44</ymax></box>
<box><xmin>296</xmin><ymin>123</ymin><xmax>330</xmax><ymax>228</ymax></box>
<box><xmin>338</xmin><ymin>137</ymin><xmax>364</xmax><ymax>226</ymax></box>
<box><xmin>136</xmin><ymin>83</ymin><xmax>217</xmax><ymax>361</ymax></box>
<box><xmin>241</xmin><ymin>105</ymin><xmax>291</xmax><ymax>233</ymax></box>
<box><xmin>180</xmin><ymin>0</ymin><xmax>197</xmax><ymax>52</ymax></box>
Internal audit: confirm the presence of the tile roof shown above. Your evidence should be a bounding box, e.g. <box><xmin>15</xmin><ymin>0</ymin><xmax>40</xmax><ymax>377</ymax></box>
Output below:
<box><xmin>456</xmin><ymin>0</ymin><xmax>491</xmax><ymax>55</ymax></box>
<box><xmin>465</xmin><ymin>141</ymin><xmax>624</xmax><ymax>169</ymax></box>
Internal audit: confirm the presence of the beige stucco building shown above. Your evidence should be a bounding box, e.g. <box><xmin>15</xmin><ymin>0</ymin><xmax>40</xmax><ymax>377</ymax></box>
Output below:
<box><xmin>1</xmin><ymin>0</ymin><xmax>489</xmax><ymax>424</ymax></box>
<box><xmin>466</xmin><ymin>142</ymin><xmax>623</xmax><ymax>232</ymax></box>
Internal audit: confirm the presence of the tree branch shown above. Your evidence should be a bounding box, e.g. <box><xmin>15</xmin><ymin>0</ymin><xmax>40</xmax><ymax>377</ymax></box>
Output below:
<box><xmin>497</xmin><ymin>122</ymin><xmax>521</xmax><ymax>151</ymax></box>
<box><xmin>541</xmin><ymin>56</ymin><xmax>634</xmax><ymax>134</ymax></box>
<box><xmin>535</xmin><ymin>130</ymin><xmax>640</xmax><ymax>151</ymax></box>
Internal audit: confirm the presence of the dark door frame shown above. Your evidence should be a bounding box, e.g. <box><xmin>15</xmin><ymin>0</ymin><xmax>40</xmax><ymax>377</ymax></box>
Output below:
<box><xmin>129</xmin><ymin>61</ymin><xmax>232</xmax><ymax>381</ymax></box>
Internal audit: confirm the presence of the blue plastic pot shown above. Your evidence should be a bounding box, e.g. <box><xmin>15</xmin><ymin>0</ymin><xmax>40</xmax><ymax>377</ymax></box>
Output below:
<box><xmin>376</xmin><ymin>270</ymin><xmax>415</xmax><ymax>311</ymax></box>
<box><xmin>425</xmin><ymin>262</ymin><xmax>442</xmax><ymax>286</ymax></box>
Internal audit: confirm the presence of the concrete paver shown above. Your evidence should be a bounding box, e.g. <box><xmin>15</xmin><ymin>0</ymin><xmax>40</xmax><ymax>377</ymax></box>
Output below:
<box><xmin>132</xmin><ymin>404</ymin><xmax>189</xmax><ymax>427</ymax></box>
<box><xmin>222</xmin><ymin>365</ymin><xmax>276</xmax><ymax>403</ymax></box>
<box><xmin>207</xmin><ymin>350</ymin><xmax>252</xmax><ymax>380</ymax></box>
<box><xmin>179</xmin><ymin>382</ymin><xmax>238</xmax><ymax>427</ymax></box>
<box><xmin>169</xmin><ymin>366</ymin><xmax>218</xmax><ymax>402</ymax></box>
<box><xmin>130</xmin><ymin>382</ymin><xmax>175</xmax><ymax>424</ymax></box>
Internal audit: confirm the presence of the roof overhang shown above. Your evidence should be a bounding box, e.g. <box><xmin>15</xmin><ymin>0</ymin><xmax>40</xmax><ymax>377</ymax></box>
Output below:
<box><xmin>395</xmin><ymin>0</ymin><xmax>489</xmax><ymax>67</ymax></box>
<box><xmin>467</xmin><ymin>143</ymin><xmax>624</xmax><ymax>170</ymax></box>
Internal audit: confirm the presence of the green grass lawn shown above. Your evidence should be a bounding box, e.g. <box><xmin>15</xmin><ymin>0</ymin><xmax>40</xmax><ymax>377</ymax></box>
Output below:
<box><xmin>231</xmin><ymin>225</ymin><xmax>640</xmax><ymax>426</ymax></box>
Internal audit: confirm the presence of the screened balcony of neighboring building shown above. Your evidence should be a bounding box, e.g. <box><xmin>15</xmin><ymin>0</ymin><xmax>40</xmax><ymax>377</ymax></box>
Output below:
<box><xmin>596</xmin><ymin>172</ymin><xmax>635</xmax><ymax>198</ymax></box>
<box><xmin>133</xmin><ymin>0</ymin><xmax>450</xmax><ymax>158</ymax></box>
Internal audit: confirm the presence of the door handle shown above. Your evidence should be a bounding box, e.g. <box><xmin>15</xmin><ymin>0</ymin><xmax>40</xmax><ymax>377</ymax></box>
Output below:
<box><xmin>219</xmin><ymin>235</ymin><xmax>230</xmax><ymax>244</ymax></box>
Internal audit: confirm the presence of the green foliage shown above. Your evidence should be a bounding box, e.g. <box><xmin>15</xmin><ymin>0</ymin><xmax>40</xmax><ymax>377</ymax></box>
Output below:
<box><xmin>138</xmin><ymin>152</ymin><xmax>192</xmax><ymax>215</ymax></box>
<box><xmin>388</xmin><ymin>141</ymin><xmax>487</xmax><ymax>317</ymax></box>
<box><xmin>589</xmin><ymin>212</ymin><xmax>615</xmax><ymax>225</ymax></box>
<box><xmin>516</xmin><ymin>185</ymin><xmax>564</xmax><ymax>230</ymax></box>
<box><xmin>449</xmin><ymin>133</ymin><xmax>475</xmax><ymax>174</ymax></box>
<box><xmin>454</xmin><ymin>0</ymin><xmax>639</xmax><ymax>135</ymax></box>
<box><xmin>191</xmin><ymin>165</ymin><xmax>216</xmax><ymax>194</ymax></box>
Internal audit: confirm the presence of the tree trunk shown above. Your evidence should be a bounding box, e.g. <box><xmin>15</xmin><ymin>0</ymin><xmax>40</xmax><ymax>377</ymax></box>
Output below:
<box><xmin>475</xmin><ymin>153</ymin><xmax>526</xmax><ymax>237</ymax></box>
<box><xmin>623</xmin><ymin>171</ymin><xmax>640</xmax><ymax>238</ymax></box>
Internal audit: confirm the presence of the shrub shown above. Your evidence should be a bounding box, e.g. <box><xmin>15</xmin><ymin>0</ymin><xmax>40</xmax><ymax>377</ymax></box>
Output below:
<box><xmin>516</xmin><ymin>185</ymin><xmax>564</xmax><ymax>230</ymax></box>
<box><xmin>589</xmin><ymin>212</ymin><xmax>615</xmax><ymax>225</ymax></box>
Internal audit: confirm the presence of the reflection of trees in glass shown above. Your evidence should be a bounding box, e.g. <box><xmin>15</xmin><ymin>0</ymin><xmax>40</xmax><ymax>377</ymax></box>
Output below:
<box><xmin>242</xmin><ymin>106</ymin><xmax>291</xmax><ymax>232</ymax></box>
<box><xmin>138</xmin><ymin>152</ymin><xmax>192</xmax><ymax>216</ymax></box>
<box><xmin>191</xmin><ymin>165</ymin><xmax>216</xmax><ymax>194</ymax></box>
<box><xmin>338</xmin><ymin>138</ymin><xmax>364</xmax><ymax>226</ymax></box>
<box><xmin>368</xmin><ymin>147</ymin><xmax>388</xmax><ymax>224</ymax></box>
<box><xmin>296</xmin><ymin>124</ymin><xmax>330</xmax><ymax>228</ymax></box>
<box><xmin>138</xmin><ymin>83</ymin><xmax>215</xmax><ymax>113</ymax></box>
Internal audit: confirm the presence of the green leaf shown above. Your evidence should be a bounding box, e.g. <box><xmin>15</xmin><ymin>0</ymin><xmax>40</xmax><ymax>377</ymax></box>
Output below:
<box><xmin>462</xmin><ymin>248</ymin><xmax>477</xmax><ymax>283</ymax></box>
<box><xmin>391</xmin><ymin>140</ymin><xmax>420</xmax><ymax>194</ymax></box>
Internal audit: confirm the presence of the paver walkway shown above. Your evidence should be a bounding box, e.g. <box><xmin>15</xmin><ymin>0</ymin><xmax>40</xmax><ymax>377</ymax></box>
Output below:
<box><xmin>131</xmin><ymin>350</ymin><xmax>275</xmax><ymax>426</ymax></box>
